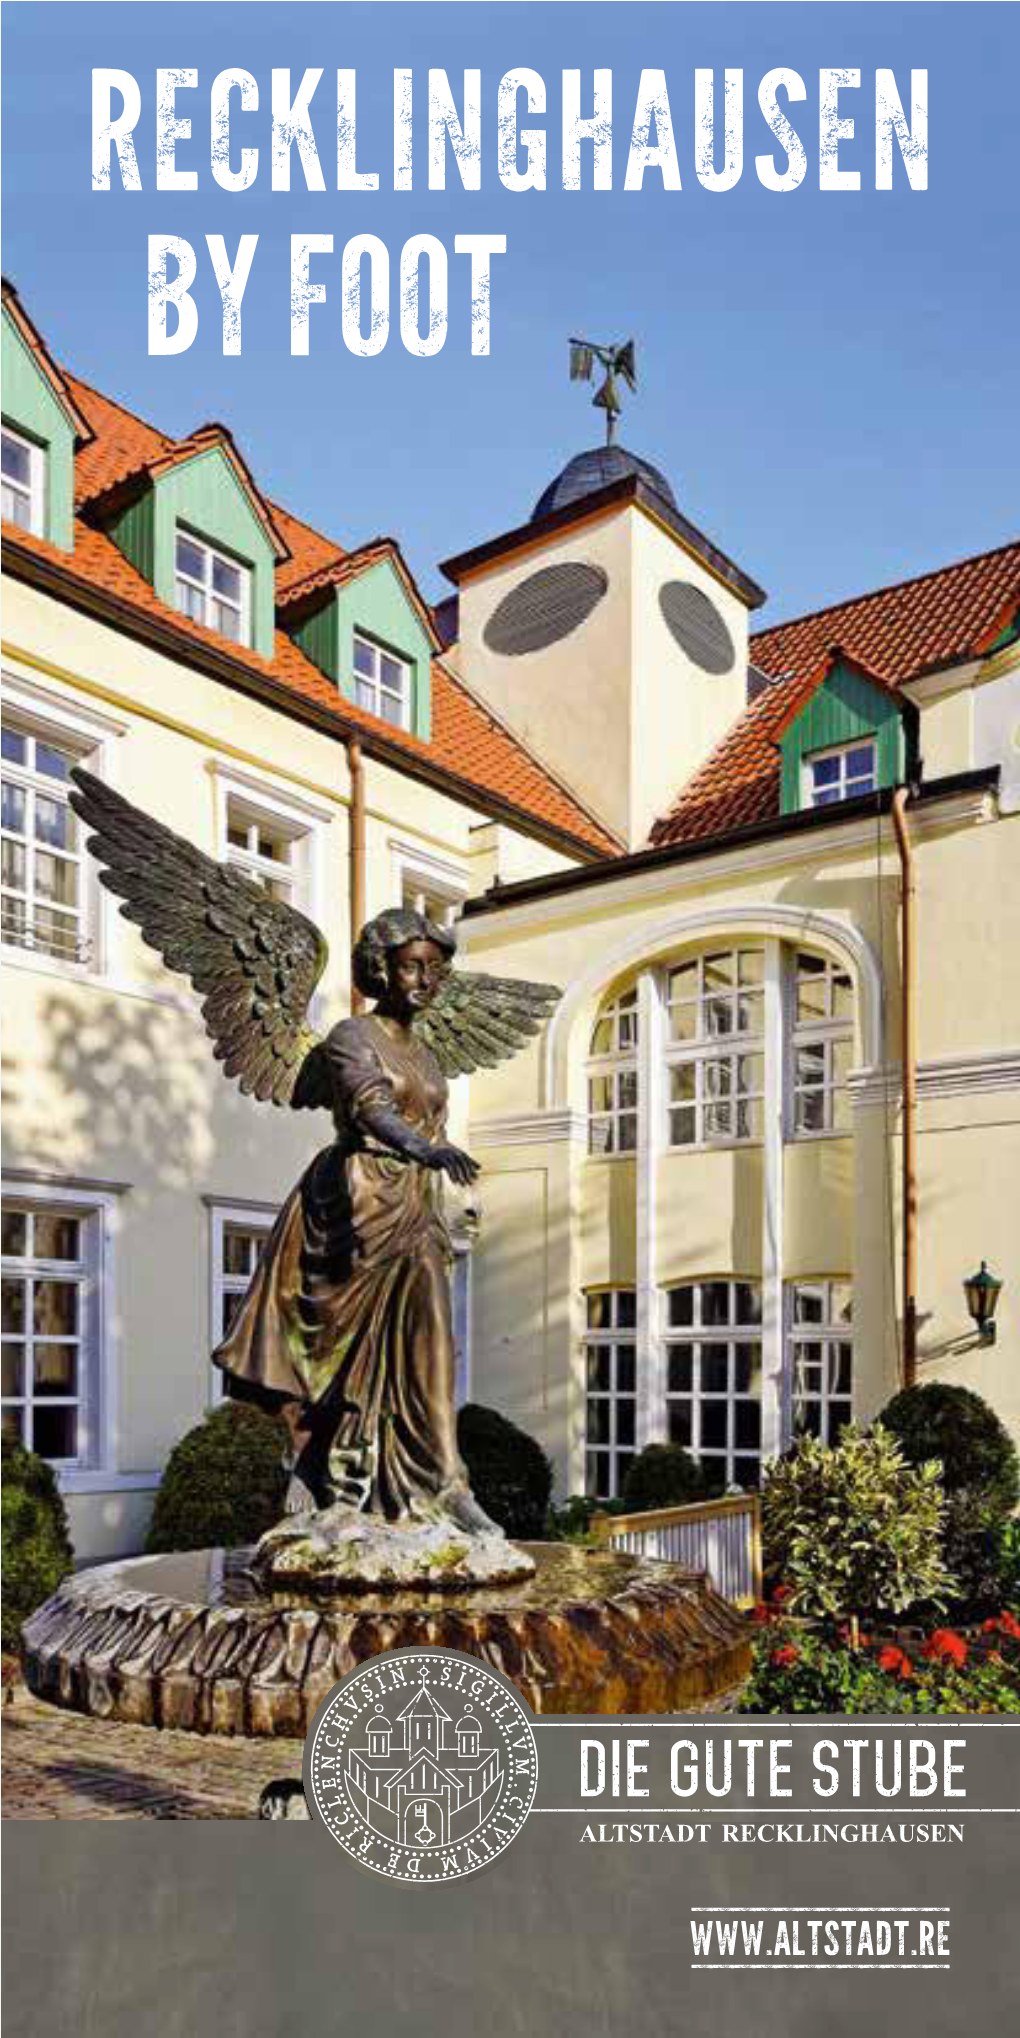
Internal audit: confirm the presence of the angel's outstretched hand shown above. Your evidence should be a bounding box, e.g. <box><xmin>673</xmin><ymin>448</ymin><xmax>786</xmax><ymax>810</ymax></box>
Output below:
<box><xmin>426</xmin><ymin>1143</ymin><xmax>480</xmax><ymax>1187</ymax></box>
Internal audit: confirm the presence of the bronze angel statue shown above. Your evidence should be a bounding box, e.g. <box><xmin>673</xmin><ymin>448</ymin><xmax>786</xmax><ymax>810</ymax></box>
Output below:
<box><xmin>68</xmin><ymin>768</ymin><xmax>561</xmax><ymax>1568</ymax></box>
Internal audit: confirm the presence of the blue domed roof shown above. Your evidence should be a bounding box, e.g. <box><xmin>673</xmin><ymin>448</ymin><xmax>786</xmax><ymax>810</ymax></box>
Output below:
<box><xmin>531</xmin><ymin>444</ymin><xmax>677</xmax><ymax>523</ymax></box>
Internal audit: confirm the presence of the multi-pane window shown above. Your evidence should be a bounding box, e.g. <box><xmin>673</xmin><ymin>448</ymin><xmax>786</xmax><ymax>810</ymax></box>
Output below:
<box><xmin>213</xmin><ymin>1217</ymin><xmax>272</xmax><ymax>1345</ymax></box>
<box><xmin>805</xmin><ymin>741</ymin><xmax>876</xmax><ymax>808</ymax></box>
<box><xmin>587</xmin><ymin>986</ymin><xmax>639</xmax><ymax>1155</ymax></box>
<box><xmin>1</xmin><ymin>721</ymin><xmax>89</xmax><ymax>963</ymax></box>
<box><xmin>353</xmin><ymin>635</ymin><xmax>411</xmax><ymax>729</ymax></box>
<box><xmin>401</xmin><ymin>878</ymin><xmax>462</xmax><ymax>930</ymax></box>
<box><xmin>2</xmin><ymin>426</ymin><xmax>44</xmax><ymax>534</ymax></box>
<box><xmin>175</xmin><ymin>530</ymin><xmax>250</xmax><ymax>643</ymax></box>
<box><xmin>788</xmin><ymin>1281</ymin><xmax>854</xmax><ymax>1444</ymax></box>
<box><xmin>584</xmin><ymin>1289</ymin><xmax>637</xmax><ymax>1500</ymax></box>
<box><xmin>224</xmin><ymin>798</ymin><xmax>303</xmax><ymax>905</ymax></box>
<box><xmin>1</xmin><ymin>1202</ymin><xmax>96</xmax><ymax>1463</ymax></box>
<box><xmin>791</xmin><ymin>951</ymin><xmax>854</xmax><ymax>1134</ymax></box>
<box><xmin>663</xmin><ymin>1281</ymin><xmax>763</xmax><ymax>1490</ymax></box>
<box><xmin>665</xmin><ymin>949</ymin><xmax>764</xmax><ymax>1147</ymax></box>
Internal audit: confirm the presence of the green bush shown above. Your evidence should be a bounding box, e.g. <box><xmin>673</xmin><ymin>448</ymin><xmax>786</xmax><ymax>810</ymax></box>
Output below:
<box><xmin>880</xmin><ymin>1384</ymin><xmax>1020</xmax><ymax>1610</ymax></box>
<box><xmin>146</xmin><ymin>1402</ymin><xmax>288</xmax><ymax>1553</ymax></box>
<box><xmin>621</xmin><ymin>1442</ymin><xmax>707</xmax><ymax>1513</ymax></box>
<box><xmin>880</xmin><ymin>1383</ymin><xmax>1020</xmax><ymax>1511</ymax></box>
<box><xmin>1</xmin><ymin>1436</ymin><xmax>74</xmax><ymax>1650</ymax></box>
<box><xmin>457</xmin><ymin>1404</ymin><xmax>553</xmax><ymax>1539</ymax></box>
<box><xmin>761</xmin><ymin>1423</ymin><xmax>953</xmax><ymax>1622</ymax></box>
<box><xmin>546</xmin><ymin>1494</ymin><xmax>627</xmax><ymax>1542</ymax></box>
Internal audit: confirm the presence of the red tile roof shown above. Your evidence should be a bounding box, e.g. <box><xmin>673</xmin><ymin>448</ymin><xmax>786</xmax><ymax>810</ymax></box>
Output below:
<box><xmin>2</xmin><ymin>363</ymin><xmax>619</xmax><ymax>859</ymax></box>
<box><xmin>650</xmin><ymin>541</ymin><xmax>1020</xmax><ymax>848</ymax></box>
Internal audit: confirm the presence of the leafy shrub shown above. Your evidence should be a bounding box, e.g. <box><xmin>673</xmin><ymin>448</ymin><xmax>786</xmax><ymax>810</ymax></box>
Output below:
<box><xmin>1</xmin><ymin>1436</ymin><xmax>74</xmax><ymax>1650</ymax></box>
<box><xmin>146</xmin><ymin>1402</ymin><xmax>288</xmax><ymax>1553</ymax></box>
<box><xmin>621</xmin><ymin>1443</ymin><xmax>707</xmax><ymax>1513</ymax></box>
<box><xmin>761</xmin><ymin>1423</ymin><xmax>953</xmax><ymax>1621</ymax></box>
<box><xmin>457</xmin><ymin>1404</ymin><xmax>553</xmax><ymax>1540</ymax></box>
<box><xmin>740</xmin><ymin>1606</ymin><xmax>1020</xmax><ymax>1716</ymax></box>
<box><xmin>880</xmin><ymin>1384</ymin><xmax>1020</xmax><ymax>1611</ymax></box>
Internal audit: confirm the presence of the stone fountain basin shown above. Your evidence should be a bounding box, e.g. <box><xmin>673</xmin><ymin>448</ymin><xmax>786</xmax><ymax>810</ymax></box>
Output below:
<box><xmin>22</xmin><ymin>1543</ymin><xmax>751</xmax><ymax>1734</ymax></box>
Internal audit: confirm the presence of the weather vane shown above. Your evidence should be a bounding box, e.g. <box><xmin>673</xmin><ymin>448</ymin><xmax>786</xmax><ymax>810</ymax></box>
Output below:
<box><xmin>569</xmin><ymin>335</ymin><xmax>637</xmax><ymax>446</ymax></box>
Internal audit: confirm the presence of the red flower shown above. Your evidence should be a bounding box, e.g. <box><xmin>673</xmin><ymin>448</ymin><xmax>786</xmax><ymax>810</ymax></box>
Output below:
<box><xmin>898</xmin><ymin>1657</ymin><xmax>915</xmax><ymax>1681</ymax></box>
<box><xmin>998</xmin><ymin>1611</ymin><xmax>1020</xmax><ymax>1641</ymax></box>
<box><xmin>879</xmin><ymin>1644</ymin><xmax>907</xmax><ymax>1675</ymax></box>
<box><xmin>771</xmin><ymin>1583</ymin><xmax>794</xmax><ymax>1604</ymax></box>
<box><xmin>752</xmin><ymin>1603</ymin><xmax>773</xmax><ymax>1626</ymax></box>
<box><xmin>770</xmin><ymin>1643</ymin><xmax>801</xmax><ymax>1669</ymax></box>
<box><xmin>922</xmin><ymin>1629</ymin><xmax>968</xmax><ymax>1668</ymax></box>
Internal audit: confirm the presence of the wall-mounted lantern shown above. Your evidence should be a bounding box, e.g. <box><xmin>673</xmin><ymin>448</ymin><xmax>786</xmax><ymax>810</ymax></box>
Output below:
<box><xmin>963</xmin><ymin>1262</ymin><xmax>1003</xmax><ymax>1345</ymax></box>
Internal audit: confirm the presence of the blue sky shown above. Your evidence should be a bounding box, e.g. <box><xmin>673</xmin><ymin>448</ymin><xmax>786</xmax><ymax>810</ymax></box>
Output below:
<box><xmin>2</xmin><ymin>2</ymin><xmax>1017</xmax><ymax>620</ymax></box>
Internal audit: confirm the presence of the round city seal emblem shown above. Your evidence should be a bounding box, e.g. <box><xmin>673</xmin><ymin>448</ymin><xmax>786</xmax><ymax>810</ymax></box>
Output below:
<box><xmin>303</xmin><ymin>1647</ymin><xmax>538</xmax><ymax>1883</ymax></box>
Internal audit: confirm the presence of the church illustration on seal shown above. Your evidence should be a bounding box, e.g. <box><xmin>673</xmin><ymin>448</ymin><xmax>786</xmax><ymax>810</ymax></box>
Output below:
<box><xmin>343</xmin><ymin>1682</ymin><xmax>504</xmax><ymax>1847</ymax></box>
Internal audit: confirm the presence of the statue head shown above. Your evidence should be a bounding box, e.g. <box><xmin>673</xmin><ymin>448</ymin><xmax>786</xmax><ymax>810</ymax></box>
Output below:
<box><xmin>352</xmin><ymin>908</ymin><xmax>457</xmax><ymax>1011</ymax></box>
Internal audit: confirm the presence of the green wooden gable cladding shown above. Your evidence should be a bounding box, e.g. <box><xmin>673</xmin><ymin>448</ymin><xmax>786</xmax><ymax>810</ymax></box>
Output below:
<box><xmin>1</xmin><ymin>301</ymin><xmax>76</xmax><ymax>551</ymax></box>
<box><xmin>291</xmin><ymin>557</ymin><xmax>433</xmax><ymax>741</ymax></box>
<box><xmin>780</xmin><ymin>662</ymin><xmax>908</xmax><ymax>813</ymax></box>
<box><xmin>107</xmin><ymin>447</ymin><xmax>277</xmax><ymax>659</ymax></box>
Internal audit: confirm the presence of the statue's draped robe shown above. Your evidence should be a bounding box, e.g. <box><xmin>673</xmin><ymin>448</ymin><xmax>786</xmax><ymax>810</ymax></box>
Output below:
<box><xmin>213</xmin><ymin>1015</ymin><xmax>465</xmax><ymax>1518</ymax></box>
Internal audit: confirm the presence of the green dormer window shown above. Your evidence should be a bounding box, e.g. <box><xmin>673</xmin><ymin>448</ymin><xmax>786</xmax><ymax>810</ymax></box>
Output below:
<box><xmin>2</xmin><ymin>426</ymin><xmax>45</xmax><ymax>535</ymax></box>
<box><xmin>175</xmin><ymin>529</ymin><xmax>250</xmax><ymax>645</ymax></box>
<box><xmin>803</xmin><ymin>740</ymin><xmax>877</xmax><ymax>808</ymax></box>
<box><xmin>353</xmin><ymin>634</ymin><xmax>411</xmax><ymax>729</ymax></box>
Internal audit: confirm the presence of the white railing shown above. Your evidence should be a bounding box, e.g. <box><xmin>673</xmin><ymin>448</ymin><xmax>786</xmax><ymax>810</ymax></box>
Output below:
<box><xmin>592</xmin><ymin>1493</ymin><xmax>762</xmax><ymax>1609</ymax></box>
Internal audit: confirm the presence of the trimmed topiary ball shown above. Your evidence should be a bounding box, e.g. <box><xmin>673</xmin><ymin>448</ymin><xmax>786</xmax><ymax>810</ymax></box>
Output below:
<box><xmin>2</xmin><ymin>1436</ymin><xmax>74</xmax><ymax>1650</ymax></box>
<box><xmin>879</xmin><ymin>1384</ymin><xmax>1019</xmax><ymax>1511</ymax></box>
<box><xmin>145</xmin><ymin>1402</ymin><xmax>289</xmax><ymax>1554</ymax></box>
<box><xmin>457</xmin><ymin>1404</ymin><xmax>553</xmax><ymax>1540</ymax></box>
<box><xmin>880</xmin><ymin>1384</ymin><xmax>1020</xmax><ymax>1610</ymax></box>
<box><xmin>621</xmin><ymin>1442</ymin><xmax>707</xmax><ymax>1513</ymax></box>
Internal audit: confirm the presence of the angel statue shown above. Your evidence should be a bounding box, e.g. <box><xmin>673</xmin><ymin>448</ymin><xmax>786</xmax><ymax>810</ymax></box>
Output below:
<box><xmin>67</xmin><ymin>768</ymin><xmax>561</xmax><ymax>1584</ymax></box>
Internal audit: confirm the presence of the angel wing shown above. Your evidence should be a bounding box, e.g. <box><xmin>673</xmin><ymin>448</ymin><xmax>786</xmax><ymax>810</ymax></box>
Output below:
<box><xmin>414</xmin><ymin>970</ymin><xmax>561</xmax><ymax>1077</ymax></box>
<box><xmin>68</xmin><ymin>768</ymin><xmax>330</xmax><ymax>1107</ymax></box>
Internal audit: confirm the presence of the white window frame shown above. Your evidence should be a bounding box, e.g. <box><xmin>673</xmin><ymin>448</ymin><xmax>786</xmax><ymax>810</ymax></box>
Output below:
<box><xmin>211</xmin><ymin>760</ymin><xmax>332</xmax><ymax>929</ymax></box>
<box><xmin>175</xmin><ymin>526</ymin><xmax>252</xmax><ymax>646</ymax></box>
<box><xmin>662</xmin><ymin>1279</ymin><xmax>764</xmax><ymax>1491</ymax></box>
<box><xmin>663</xmin><ymin>948</ymin><xmax>765</xmax><ymax>1151</ymax></box>
<box><xmin>2</xmin><ymin>423</ymin><xmax>45</xmax><ymax>536</ymax></box>
<box><xmin>586</xmin><ymin>985</ymin><xmax>639</xmax><ymax>1157</ymax></box>
<box><xmin>583</xmin><ymin>1288</ymin><xmax>637</xmax><ymax>1500</ymax></box>
<box><xmin>1</xmin><ymin>1178</ymin><xmax>119</xmax><ymax>1477</ymax></box>
<box><xmin>785</xmin><ymin>1279</ymin><xmax>854</xmax><ymax>1446</ymax></box>
<box><xmin>802</xmin><ymin>738</ymin><xmax>877</xmax><ymax>809</ymax></box>
<box><xmin>0</xmin><ymin>672</ymin><xmax>126</xmax><ymax>985</ymax></box>
<box><xmin>353</xmin><ymin>633</ymin><xmax>412</xmax><ymax>731</ymax></box>
<box><xmin>208</xmin><ymin>1200</ymin><xmax>277</xmax><ymax>1401</ymax></box>
<box><xmin>390</xmin><ymin>838</ymin><xmax>468</xmax><ymax>931</ymax></box>
<box><xmin>789</xmin><ymin>949</ymin><xmax>855</xmax><ymax>1138</ymax></box>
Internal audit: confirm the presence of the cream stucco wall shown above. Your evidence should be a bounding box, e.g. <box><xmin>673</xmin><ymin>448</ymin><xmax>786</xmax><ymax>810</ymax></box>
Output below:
<box><xmin>1</xmin><ymin>572</ymin><xmax>584</xmax><ymax>1557</ymax></box>
<box><xmin>464</xmin><ymin>787</ymin><xmax>1020</xmax><ymax>1496</ymax></box>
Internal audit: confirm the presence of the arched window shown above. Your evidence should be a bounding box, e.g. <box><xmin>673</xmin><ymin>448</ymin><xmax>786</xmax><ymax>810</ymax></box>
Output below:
<box><xmin>664</xmin><ymin>948</ymin><xmax>764</xmax><ymax>1147</ymax></box>
<box><xmin>586</xmin><ymin>985</ymin><xmax>639</xmax><ymax>1155</ymax></box>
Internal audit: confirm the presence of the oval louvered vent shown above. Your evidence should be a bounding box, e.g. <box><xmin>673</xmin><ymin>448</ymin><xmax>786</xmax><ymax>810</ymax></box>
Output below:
<box><xmin>483</xmin><ymin>563</ymin><xmax>609</xmax><ymax>656</ymax></box>
<box><xmin>658</xmin><ymin>581</ymin><xmax>735</xmax><ymax>674</ymax></box>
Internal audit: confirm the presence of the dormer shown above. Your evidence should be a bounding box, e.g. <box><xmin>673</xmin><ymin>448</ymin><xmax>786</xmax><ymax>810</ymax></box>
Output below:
<box><xmin>86</xmin><ymin>424</ymin><xmax>289</xmax><ymax>660</ymax></box>
<box><xmin>280</xmin><ymin>541</ymin><xmax>439</xmax><ymax>742</ymax></box>
<box><xmin>1</xmin><ymin>279</ymin><xmax>93</xmax><ymax>552</ymax></box>
<box><xmin>780</xmin><ymin>649</ymin><xmax>917</xmax><ymax>815</ymax></box>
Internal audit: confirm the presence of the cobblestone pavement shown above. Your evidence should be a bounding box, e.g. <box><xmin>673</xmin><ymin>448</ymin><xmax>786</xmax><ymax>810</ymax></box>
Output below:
<box><xmin>2</xmin><ymin>1678</ymin><xmax>744</xmax><ymax>1820</ymax></box>
<box><xmin>2</xmin><ymin>1688</ymin><xmax>304</xmax><ymax>1819</ymax></box>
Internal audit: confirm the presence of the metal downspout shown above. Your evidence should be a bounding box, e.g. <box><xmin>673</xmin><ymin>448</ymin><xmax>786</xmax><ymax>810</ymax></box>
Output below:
<box><xmin>348</xmin><ymin>739</ymin><xmax>367</xmax><ymax>1013</ymax></box>
<box><xmin>891</xmin><ymin>787</ymin><xmax>918</xmax><ymax>1389</ymax></box>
